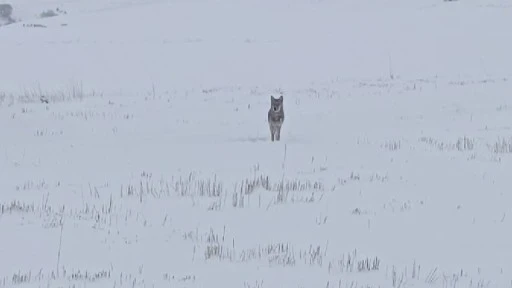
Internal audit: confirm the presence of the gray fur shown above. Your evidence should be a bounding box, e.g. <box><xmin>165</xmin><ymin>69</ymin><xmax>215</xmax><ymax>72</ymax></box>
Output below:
<box><xmin>268</xmin><ymin>95</ymin><xmax>284</xmax><ymax>141</ymax></box>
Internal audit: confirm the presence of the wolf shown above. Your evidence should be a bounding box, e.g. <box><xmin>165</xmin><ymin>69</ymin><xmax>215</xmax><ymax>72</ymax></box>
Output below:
<box><xmin>268</xmin><ymin>95</ymin><xmax>285</xmax><ymax>141</ymax></box>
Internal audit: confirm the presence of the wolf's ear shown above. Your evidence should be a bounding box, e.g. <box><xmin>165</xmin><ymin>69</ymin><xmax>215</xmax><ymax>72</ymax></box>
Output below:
<box><xmin>279</xmin><ymin>95</ymin><xmax>283</xmax><ymax>101</ymax></box>
<box><xmin>270</xmin><ymin>95</ymin><xmax>275</xmax><ymax>101</ymax></box>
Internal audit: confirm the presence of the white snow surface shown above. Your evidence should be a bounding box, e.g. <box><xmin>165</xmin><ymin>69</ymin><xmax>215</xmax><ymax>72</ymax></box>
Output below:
<box><xmin>1</xmin><ymin>0</ymin><xmax>512</xmax><ymax>287</ymax></box>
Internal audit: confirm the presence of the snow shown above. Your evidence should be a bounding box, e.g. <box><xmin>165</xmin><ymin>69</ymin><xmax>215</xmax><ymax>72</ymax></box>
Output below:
<box><xmin>1</xmin><ymin>0</ymin><xmax>512</xmax><ymax>287</ymax></box>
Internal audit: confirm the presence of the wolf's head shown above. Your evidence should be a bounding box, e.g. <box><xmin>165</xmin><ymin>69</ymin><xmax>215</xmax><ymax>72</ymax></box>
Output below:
<box><xmin>270</xmin><ymin>95</ymin><xmax>284</xmax><ymax>112</ymax></box>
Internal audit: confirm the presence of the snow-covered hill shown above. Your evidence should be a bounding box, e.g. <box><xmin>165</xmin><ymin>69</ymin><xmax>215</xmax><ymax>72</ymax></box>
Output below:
<box><xmin>1</xmin><ymin>0</ymin><xmax>511</xmax><ymax>287</ymax></box>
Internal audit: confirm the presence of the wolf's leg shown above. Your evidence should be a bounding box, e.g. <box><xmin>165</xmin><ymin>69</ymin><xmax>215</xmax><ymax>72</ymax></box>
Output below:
<box><xmin>276</xmin><ymin>126</ymin><xmax>281</xmax><ymax>141</ymax></box>
<box><xmin>269</xmin><ymin>125</ymin><xmax>275</xmax><ymax>141</ymax></box>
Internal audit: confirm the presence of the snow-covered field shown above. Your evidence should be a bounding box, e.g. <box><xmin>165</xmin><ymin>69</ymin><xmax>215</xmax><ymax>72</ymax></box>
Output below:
<box><xmin>1</xmin><ymin>0</ymin><xmax>512</xmax><ymax>287</ymax></box>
